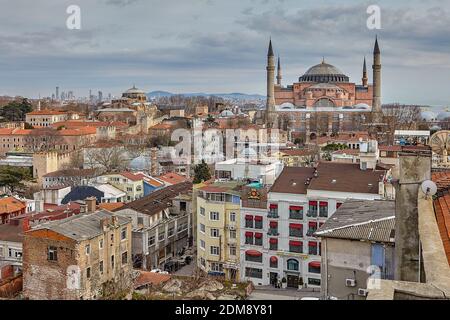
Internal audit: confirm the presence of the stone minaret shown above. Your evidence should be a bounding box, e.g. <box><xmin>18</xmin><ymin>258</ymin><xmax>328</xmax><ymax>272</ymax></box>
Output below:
<box><xmin>372</xmin><ymin>36</ymin><xmax>382</xmax><ymax>118</ymax></box>
<box><xmin>276</xmin><ymin>56</ymin><xmax>282</xmax><ymax>86</ymax></box>
<box><xmin>265</xmin><ymin>39</ymin><xmax>277</xmax><ymax>128</ymax></box>
<box><xmin>362</xmin><ymin>56</ymin><xmax>368</xmax><ymax>87</ymax></box>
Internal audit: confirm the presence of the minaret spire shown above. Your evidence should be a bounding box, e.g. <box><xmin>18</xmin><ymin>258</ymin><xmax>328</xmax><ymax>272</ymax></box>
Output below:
<box><xmin>265</xmin><ymin>38</ymin><xmax>277</xmax><ymax>128</ymax></box>
<box><xmin>372</xmin><ymin>35</ymin><xmax>382</xmax><ymax>120</ymax></box>
<box><xmin>277</xmin><ymin>56</ymin><xmax>282</xmax><ymax>86</ymax></box>
<box><xmin>362</xmin><ymin>56</ymin><xmax>368</xmax><ymax>87</ymax></box>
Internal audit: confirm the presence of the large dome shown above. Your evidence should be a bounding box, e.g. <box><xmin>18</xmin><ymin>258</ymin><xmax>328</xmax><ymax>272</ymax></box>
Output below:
<box><xmin>300</xmin><ymin>60</ymin><xmax>349</xmax><ymax>83</ymax></box>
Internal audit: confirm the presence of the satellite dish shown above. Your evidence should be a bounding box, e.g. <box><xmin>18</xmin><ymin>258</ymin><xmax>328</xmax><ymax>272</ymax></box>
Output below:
<box><xmin>421</xmin><ymin>180</ymin><xmax>437</xmax><ymax>197</ymax></box>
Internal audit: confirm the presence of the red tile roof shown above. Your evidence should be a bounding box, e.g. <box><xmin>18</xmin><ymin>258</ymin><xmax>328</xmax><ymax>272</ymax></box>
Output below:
<box><xmin>157</xmin><ymin>172</ymin><xmax>188</xmax><ymax>185</ymax></box>
<box><xmin>26</xmin><ymin>109</ymin><xmax>67</xmax><ymax>116</ymax></box>
<box><xmin>120</xmin><ymin>172</ymin><xmax>143</xmax><ymax>182</ymax></box>
<box><xmin>432</xmin><ymin>171</ymin><xmax>450</xmax><ymax>265</ymax></box>
<box><xmin>134</xmin><ymin>271</ymin><xmax>171</xmax><ymax>288</ymax></box>
<box><xmin>0</xmin><ymin>197</ymin><xmax>26</xmax><ymax>214</ymax></box>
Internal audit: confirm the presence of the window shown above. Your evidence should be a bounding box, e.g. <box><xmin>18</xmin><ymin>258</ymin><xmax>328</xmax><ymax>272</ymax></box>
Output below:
<box><xmin>309</xmin><ymin>242</ymin><xmax>318</xmax><ymax>255</ymax></box>
<box><xmin>245</xmin><ymin>267</ymin><xmax>263</xmax><ymax>279</ymax></box>
<box><xmin>168</xmin><ymin>227</ymin><xmax>175</xmax><ymax>238</ymax></box>
<box><xmin>269</xmin><ymin>238</ymin><xmax>278</xmax><ymax>251</ymax></box>
<box><xmin>85</xmin><ymin>244</ymin><xmax>91</xmax><ymax>255</ymax></box>
<box><xmin>289</xmin><ymin>241</ymin><xmax>303</xmax><ymax>253</ymax></box>
<box><xmin>307</xmin><ymin>222</ymin><xmax>318</xmax><ymax>237</ymax></box>
<box><xmin>99</xmin><ymin>261</ymin><xmax>104</xmax><ymax>274</ymax></box>
<box><xmin>270</xmin><ymin>256</ymin><xmax>278</xmax><ymax>269</ymax></box>
<box><xmin>86</xmin><ymin>267</ymin><xmax>91</xmax><ymax>279</ymax></box>
<box><xmin>111</xmin><ymin>255</ymin><xmax>115</xmax><ymax>269</ymax></box>
<box><xmin>245</xmin><ymin>251</ymin><xmax>263</xmax><ymax>263</ymax></box>
<box><xmin>229</xmin><ymin>230</ymin><xmax>236</xmax><ymax>239</ymax></box>
<box><xmin>254</xmin><ymin>216</ymin><xmax>263</xmax><ymax>229</ymax></box>
<box><xmin>200</xmin><ymin>223</ymin><xmax>206</xmax><ymax>234</ymax></box>
<box><xmin>308</xmin><ymin>262</ymin><xmax>321</xmax><ymax>274</ymax></box>
<box><xmin>122</xmin><ymin>252</ymin><xmax>128</xmax><ymax>265</ymax></box>
<box><xmin>229</xmin><ymin>212</ymin><xmax>236</xmax><ymax>222</ymax></box>
<box><xmin>200</xmin><ymin>207</ymin><xmax>205</xmax><ymax>216</ymax></box>
<box><xmin>200</xmin><ymin>240</ymin><xmax>205</xmax><ymax>250</ymax></box>
<box><xmin>245</xmin><ymin>215</ymin><xmax>254</xmax><ymax>228</ymax></box>
<box><xmin>287</xmin><ymin>259</ymin><xmax>299</xmax><ymax>271</ymax></box>
<box><xmin>268</xmin><ymin>221</ymin><xmax>278</xmax><ymax>236</ymax></box>
<box><xmin>0</xmin><ymin>247</ymin><xmax>3</xmax><ymax>257</ymax></box>
<box><xmin>159</xmin><ymin>231</ymin><xmax>165</xmax><ymax>242</ymax></box>
<box><xmin>99</xmin><ymin>239</ymin><xmax>104</xmax><ymax>249</ymax></box>
<box><xmin>245</xmin><ymin>232</ymin><xmax>254</xmax><ymax>245</ymax></box>
<box><xmin>210</xmin><ymin>212</ymin><xmax>219</xmax><ymax>221</ymax></box>
<box><xmin>180</xmin><ymin>201</ymin><xmax>187</xmax><ymax>212</ymax></box>
<box><xmin>48</xmin><ymin>246</ymin><xmax>57</xmax><ymax>261</ymax></box>
<box><xmin>110</xmin><ymin>233</ymin><xmax>114</xmax><ymax>242</ymax></box>
<box><xmin>319</xmin><ymin>202</ymin><xmax>328</xmax><ymax>218</ymax></box>
<box><xmin>289</xmin><ymin>224</ymin><xmax>303</xmax><ymax>238</ymax></box>
<box><xmin>211</xmin><ymin>263</ymin><xmax>223</xmax><ymax>272</ymax></box>
<box><xmin>200</xmin><ymin>257</ymin><xmax>206</xmax><ymax>268</ymax></box>
<box><xmin>254</xmin><ymin>233</ymin><xmax>263</xmax><ymax>246</ymax></box>
<box><xmin>121</xmin><ymin>228</ymin><xmax>127</xmax><ymax>240</ymax></box>
<box><xmin>229</xmin><ymin>246</ymin><xmax>237</xmax><ymax>256</ymax></box>
<box><xmin>308</xmin><ymin>278</ymin><xmax>321</xmax><ymax>286</ymax></box>
<box><xmin>210</xmin><ymin>228</ymin><xmax>219</xmax><ymax>238</ymax></box>
<box><xmin>210</xmin><ymin>246</ymin><xmax>220</xmax><ymax>256</ymax></box>
<box><xmin>308</xmin><ymin>201</ymin><xmax>318</xmax><ymax>217</ymax></box>
<box><xmin>137</xmin><ymin>217</ymin><xmax>144</xmax><ymax>225</ymax></box>
<box><xmin>268</xmin><ymin>204</ymin><xmax>278</xmax><ymax>218</ymax></box>
<box><xmin>289</xmin><ymin>206</ymin><xmax>304</xmax><ymax>220</ymax></box>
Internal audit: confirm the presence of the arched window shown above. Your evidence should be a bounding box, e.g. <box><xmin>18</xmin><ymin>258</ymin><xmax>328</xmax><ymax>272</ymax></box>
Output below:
<box><xmin>287</xmin><ymin>259</ymin><xmax>299</xmax><ymax>271</ymax></box>
<box><xmin>313</xmin><ymin>98</ymin><xmax>335</xmax><ymax>109</ymax></box>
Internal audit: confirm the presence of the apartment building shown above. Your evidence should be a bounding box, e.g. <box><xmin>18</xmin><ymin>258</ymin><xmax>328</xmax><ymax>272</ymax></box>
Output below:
<box><xmin>25</xmin><ymin>110</ymin><xmax>69</xmax><ymax>127</ymax></box>
<box><xmin>97</xmin><ymin>172</ymin><xmax>144</xmax><ymax>202</ymax></box>
<box><xmin>240</xmin><ymin>160</ymin><xmax>389</xmax><ymax>289</ymax></box>
<box><xmin>196</xmin><ymin>181</ymin><xmax>242</xmax><ymax>281</ymax></box>
<box><xmin>22</xmin><ymin>209</ymin><xmax>133</xmax><ymax>300</ymax></box>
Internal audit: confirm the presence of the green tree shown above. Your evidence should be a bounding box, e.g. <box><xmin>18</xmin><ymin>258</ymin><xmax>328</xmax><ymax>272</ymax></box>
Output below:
<box><xmin>0</xmin><ymin>166</ymin><xmax>34</xmax><ymax>194</ymax></box>
<box><xmin>193</xmin><ymin>160</ymin><xmax>211</xmax><ymax>184</ymax></box>
<box><xmin>0</xmin><ymin>98</ymin><xmax>33</xmax><ymax>122</ymax></box>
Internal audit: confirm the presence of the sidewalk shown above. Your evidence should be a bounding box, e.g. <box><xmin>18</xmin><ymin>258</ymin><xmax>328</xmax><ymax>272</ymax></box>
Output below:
<box><xmin>248</xmin><ymin>285</ymin><xmax>322</xmax><ymax>300</ymax></box>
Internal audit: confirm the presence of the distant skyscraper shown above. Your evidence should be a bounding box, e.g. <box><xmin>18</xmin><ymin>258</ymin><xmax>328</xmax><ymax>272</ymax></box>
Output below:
<box><xmin>56</xmin><ymin>86</ymin><xmax>60</xmax><ymax>100</ymax></box>
<box><xmin>98</xmin><ymin>91</ymin><xmax>103</xmax><ymax>102</ymax></box>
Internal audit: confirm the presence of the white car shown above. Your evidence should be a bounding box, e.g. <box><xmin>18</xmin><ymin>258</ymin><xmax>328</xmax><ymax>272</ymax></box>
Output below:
<box><xmin>300</xmin><ymin>297</ymin><xmax>320</xmax><ymax>300</ymax></box>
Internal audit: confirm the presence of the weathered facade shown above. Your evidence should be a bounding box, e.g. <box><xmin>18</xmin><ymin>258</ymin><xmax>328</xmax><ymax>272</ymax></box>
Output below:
<box><xmin>22</xmin><ymin>210</ymin><xmax>133</xmax><ymax>300</ymax></box>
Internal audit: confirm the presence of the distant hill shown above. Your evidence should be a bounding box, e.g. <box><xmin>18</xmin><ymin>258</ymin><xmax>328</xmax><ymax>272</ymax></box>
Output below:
<box><xmin>147</xmin><ymin>91</ymin><xmax>265</xmax><ymax>101</ymax></box>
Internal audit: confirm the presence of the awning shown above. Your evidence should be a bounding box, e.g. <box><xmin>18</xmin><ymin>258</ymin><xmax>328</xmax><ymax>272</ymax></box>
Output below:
<box><xmin>309</xmin><ymin>242</ymin><xmax>318</xmax><ymax>247</ymax></box>
<box><xmin>254</xmin><ymin>216</ymin><xmax>263</xmax><ymax>222</ymax></box>
<box><xmin>290</xmin><ymin>223</ymin><xmax>303</xmax><ymax>230</ymax></box>
<box><xmin>309</xmin><ymin>261</ymin><xmax>321</xmax><ymax>268</ymax></box>
<box><xmin>246</xmin><ymin>250</ymin><xmax>262</xmax><ymax>257</ymax></box>
<box><xmin>319</xmin><ymin>202</ymin><xmax>328</xmax><ymax>207</ymax></box>
<box><xmin>269</xmin><ymin>221</ymin><xmax>278</xmax><ymax>228</ymax></box>
<box><xmin>290</xmin><ymin>206</ymin><xmax>303</xmax><ymax>211</ymax></box>
<box><xmin>270</xmin><ymin>256</ymin><xmax>278</xmax><ymax>263</ymax></box>
<box><xmin>254</xmin><ymin>233</ymin><xmax>263</xmax><ymax>239</ymax></box>
<box><xmin>245</xmin><ymin>215</ymin><xmax>254</xmax><ymax>220</ymax></box>
<box><xmin>336</xmin><ymin>203</ymin><xmax>343</xmax><ymax>209</ymax></box>
<box><xmin>269</xmin><ymin>238</ymin><xmax>278</xmax><ymax>244</ymax></box>
<box><xmin>309</xmin><ymin>201</ymin><xmax>317</xmax><ymax>206</ymax></box>
<box><xmin>309</xmin><ymin>222</ymin><xmax>318</xmax><ymax>227</ymax></box>
<box><xmin>289</xmin><ymin>241</ymin><xmax>302</xmax><ymax>247</ymax></box>
<box><xmin>269</xmin><ymin>204</ymin><xmax>278</xmax><ymax>209</ymax></box>
<box><xmin>245</xmin><ymin>232</ymin><xmax>254</xmax><ymax>237</ymax></box>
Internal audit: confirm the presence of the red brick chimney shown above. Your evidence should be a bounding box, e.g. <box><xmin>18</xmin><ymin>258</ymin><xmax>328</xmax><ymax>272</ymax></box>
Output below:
<box><xmin>85</xmin><ymin>197</ymin><xmax>97</xmax><ymax>213</ymax></box>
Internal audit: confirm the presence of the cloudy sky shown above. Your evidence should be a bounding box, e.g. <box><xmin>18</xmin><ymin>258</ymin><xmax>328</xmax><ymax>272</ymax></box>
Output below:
<box><xmin>0</xmin><ymin>0</ymin><xmax>449</xmax><ymax>106</ymax></box>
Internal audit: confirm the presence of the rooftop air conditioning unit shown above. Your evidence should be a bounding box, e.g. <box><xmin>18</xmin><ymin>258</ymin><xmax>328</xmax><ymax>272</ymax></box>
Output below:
<box><xmin>358</xmin><ymin>288</ymin><xmax>368</xmax><ymax>297</ymax></box>
<box><xmin>345</xmin><ymin>279</ymin><xmax>356</xmax><ymax>287</ymax></box>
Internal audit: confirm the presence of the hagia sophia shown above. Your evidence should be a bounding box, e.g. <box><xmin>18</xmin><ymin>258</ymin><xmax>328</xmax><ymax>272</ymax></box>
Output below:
<box><xmin>261</xmin><ymin>37</ymin><xmax>383</xmax><ymax>142</ymax></box>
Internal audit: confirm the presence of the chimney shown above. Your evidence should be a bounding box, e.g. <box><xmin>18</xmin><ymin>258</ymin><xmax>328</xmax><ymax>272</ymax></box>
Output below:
<box><xmin>80</xmin><ymin>204</ymin><xmax>87</xmax><ymax>214</ymax></box>
<box><xmin>85</xmin><ymin>197</ymin><xmax>97</xmax><ymax>213</ymax></box>
<box><xmin>100</xmin><ymin>217</ymin><xmax>109</xmax><ymax>231</ymax></box>
<box><xmin>111</xmin><ymin>215</ymin><xmax>119</xmax><ymax>227</ymax></box>
<box><xmin>151</xmin><ymin>147</ymin><xmax>158</xmax><ymax>176</ymax></box>
<box><xmin>395</xmin><ymin>148</ymin><xmax>432</xmax><ymax>282</ymax></box>
<box><xmin>22</xmin><ymin>218</ymin><xmax>30</xmax><ymax>232</ymax></box>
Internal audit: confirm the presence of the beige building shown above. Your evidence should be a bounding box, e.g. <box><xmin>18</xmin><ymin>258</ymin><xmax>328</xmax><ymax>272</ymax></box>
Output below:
<box><xmin>23</xmin><ymin>207</ymin><xmax>133</xmax><ymax>300</ymax></box>
<box><xmin>196</xmin><ymin>181</ymin><xmax>242</xmax><ymax>281</ymax></box>
<box><xmin>25</xmin><ymin>110</ymin><xmax>70</xmax><ymax>127</ymax></box>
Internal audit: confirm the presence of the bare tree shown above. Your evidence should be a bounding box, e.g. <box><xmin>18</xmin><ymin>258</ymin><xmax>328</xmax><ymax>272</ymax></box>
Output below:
<box><xmin>84</xmin><ymin>146</ymin><xmax>128</xmax><ymax>173</ymax></box>
<box><xmin>382</xmin><ymin>104</ymin><xmax>421</xmax><ymax>144</ymax></box>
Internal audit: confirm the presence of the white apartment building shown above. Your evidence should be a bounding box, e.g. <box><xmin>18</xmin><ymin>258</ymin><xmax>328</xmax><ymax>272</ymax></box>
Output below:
<box><xmin>240</xmin><ymin>161</ymin><xmax>389</xmax><ymax>289</ymax></box>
